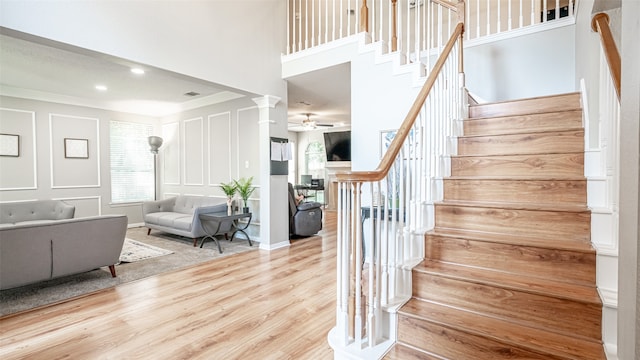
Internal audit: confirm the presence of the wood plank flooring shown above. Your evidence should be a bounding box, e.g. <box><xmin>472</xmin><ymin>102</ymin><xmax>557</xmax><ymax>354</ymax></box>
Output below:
<box><xmin>0</xmin><ymin>212</ymin><xmax>338</xmax><ymax>360</ymax></box>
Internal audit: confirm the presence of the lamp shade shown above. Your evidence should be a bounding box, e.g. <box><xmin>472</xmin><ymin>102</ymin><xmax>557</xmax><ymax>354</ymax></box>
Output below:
<box><xmin>148</xmin><ymin>136</ymin><xmax>163</xmax><ymax>154</ymax></box>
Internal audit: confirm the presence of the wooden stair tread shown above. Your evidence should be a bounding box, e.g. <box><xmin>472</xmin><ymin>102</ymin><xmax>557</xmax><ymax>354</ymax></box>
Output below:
<box><xmin>446</xmin><ymin>175</ymin><xmax>586</xmax><ymax>181</ymax></box>
<box><xmin>399</xmin><ymin>298</ymin><xmax>605</xmax><ymax>360</ymax></box>
<box><xmin>436</xmin><ymin>199</ymin><xmax>589</xmax><ymax>212</ymax></box>
<box><xmin>427</xmin><ymin>228</ymin><xmax>594</xmax><ymax>252</ymax></box>
<box><xmin>452</xmin><ymin>151</ymin><xmax>584</xmax><ymax>158</ymax></box>
<box><xmin>415</xmin><ymin>260</ymin><xmax>600</xmax><ymax>303</ymax></box>
<box><xmin>458</xmin><ymin>128</ymin><xmax>585</xmax><ymax>140</ymax></box>
<box><xmin>384</xmin><ymin>343</ymin><xmax>443</xmax><ymax>360</ymax></box>
<box><xmin>468</xmin><ymin>92</ymin><xmax>581</xmax><ymax>119</ymax></box>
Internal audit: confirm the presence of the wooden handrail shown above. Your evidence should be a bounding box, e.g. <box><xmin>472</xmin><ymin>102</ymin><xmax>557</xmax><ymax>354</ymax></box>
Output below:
<box><xmin>591</xmin><ymin>13</ymin><xmax>621</xmax><ymax>101</ymax></box>
<box><xmin>336</xmin><ymin>22</ymin><xmax>464</xmax><ymax>182</ymax></box>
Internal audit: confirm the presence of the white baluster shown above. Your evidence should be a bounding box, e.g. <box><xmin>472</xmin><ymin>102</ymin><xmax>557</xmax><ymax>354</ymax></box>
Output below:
<box><xmin>486</xmin><ymin>0</ymin><xmax>490</xmax><ymax>35</ymax></box>
<box><xmin>569</xmin><ymin>0</ymin><xmax>574</xmax><ymax>17</ymax></box>
<box><xmin>497</xmin><ymin>0</ymin><xmax>501</xmax><ymax>33</ymax></box>
<box><xmin>476</xmin><ymin>0</ymin><xmax>480</xmax><ymax>38</ymax></box>
<box><xmin>519</xmin><ymin>0</ymin><xmax>523</xmax><ymax>28</ymax></box>
<box><xmin>508</xmin><ymin>0</ymin><xmax>512</xmax><ymax>31</ymax></box>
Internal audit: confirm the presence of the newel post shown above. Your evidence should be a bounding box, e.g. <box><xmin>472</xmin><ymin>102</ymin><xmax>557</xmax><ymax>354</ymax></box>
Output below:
<box><xmin>360</xmin><ymin>0</ymin><xmax>369</xmax><ymax>33</ymax></box>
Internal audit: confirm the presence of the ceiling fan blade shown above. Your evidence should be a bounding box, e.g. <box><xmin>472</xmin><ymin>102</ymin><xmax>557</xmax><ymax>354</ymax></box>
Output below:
<box><xmin>316</xmin><ymin>123</ymin><xmax>333</xmax><ymax>127</ymax></box>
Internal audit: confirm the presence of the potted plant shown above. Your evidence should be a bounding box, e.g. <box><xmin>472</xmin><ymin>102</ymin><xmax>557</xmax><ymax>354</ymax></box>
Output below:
<box><xmin>219</xmin><ymin>181</ymin><xmax>237</xmax><ymax>215</ymax></box>
<box><xmin>234</xmin><ymin>176</ymin><xmax>256</xmax><ymax>213</ymax></box>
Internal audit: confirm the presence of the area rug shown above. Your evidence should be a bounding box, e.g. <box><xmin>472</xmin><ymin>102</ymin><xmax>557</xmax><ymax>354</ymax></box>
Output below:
<box><xmin>0</xmin><ymin>227</ymin><xmax>258</xmax><ymax>316</ymax></box>
<box><xmin>119</xmin><ymin>238</ymin><xmax>173</xmax><ymax>263</ymax></box>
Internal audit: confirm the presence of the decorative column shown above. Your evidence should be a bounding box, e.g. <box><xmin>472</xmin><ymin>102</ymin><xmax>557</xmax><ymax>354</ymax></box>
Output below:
<box><xmin>253</xmin><ymin>95</ymin><xmax>290</xmax><ymax>250</ymax></box>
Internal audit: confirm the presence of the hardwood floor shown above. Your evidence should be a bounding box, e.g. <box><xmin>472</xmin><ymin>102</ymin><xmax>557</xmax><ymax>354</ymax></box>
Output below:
<box><xmin>0</xmin><ymin>213</ymin><xmax>337</xmax><ymax>360</ymax></box>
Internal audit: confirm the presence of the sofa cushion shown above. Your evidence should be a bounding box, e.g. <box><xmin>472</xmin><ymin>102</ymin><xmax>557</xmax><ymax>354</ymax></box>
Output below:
<box><xmin>0</xmin><ymin>200</ymin><xmax>75</xmax><ymax>224</ymax></box>
<box><xmin>145</xmin><ymin>212</ymin><xmax>194</xmax><ymax>231</ymax></box>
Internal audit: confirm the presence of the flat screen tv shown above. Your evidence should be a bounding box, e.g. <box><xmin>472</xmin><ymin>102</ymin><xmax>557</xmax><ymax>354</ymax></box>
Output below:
<box><xmin>323</xmin><ymin>131</ymin><xmax>351</xmax><ymax>161</ymax></box>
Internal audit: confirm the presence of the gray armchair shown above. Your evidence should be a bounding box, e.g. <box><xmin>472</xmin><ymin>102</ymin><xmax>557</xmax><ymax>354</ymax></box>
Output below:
<box><xmin>288</xmin><ymin>183</ymin><xmax>323</xmax><ymax>237</ymax></box>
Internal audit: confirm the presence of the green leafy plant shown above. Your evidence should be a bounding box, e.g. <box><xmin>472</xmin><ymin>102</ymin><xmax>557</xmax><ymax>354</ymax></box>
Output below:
<box><xmin>234</xmin><ymin>176</ymin><xmax>256</xmax><ymax>207</ymax></box>
<box><xmin>219</xmin><ymin>181</ymin><xmax>237</xmax><ymax>198</ymax></box>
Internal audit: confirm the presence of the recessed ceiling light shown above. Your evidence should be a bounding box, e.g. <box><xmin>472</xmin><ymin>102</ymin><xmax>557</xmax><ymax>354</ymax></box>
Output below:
<box><xmin>95</xmin><ymin>85</ymin><xmax>108</xmax><ymax>91</ymax></box>
<box><xmin>130</xmin><ymin>68</ymin><xmax>145</xmax><ymax>75</ymax></box>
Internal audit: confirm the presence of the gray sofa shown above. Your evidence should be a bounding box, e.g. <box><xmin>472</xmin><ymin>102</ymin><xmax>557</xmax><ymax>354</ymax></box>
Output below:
<box><xmin>143</xmin><ymin>195</ymin><xmax>227</xmax><ymax>246</ymax></box>
<box><xmin>0</xmin><ymin>200</ymin><xmax>128</xmax><ymax>290</ymax></box>
<box><xmin>0</xmin><ymin>199</ymin><xmax>75</xmax><ymax>227</ymax></box>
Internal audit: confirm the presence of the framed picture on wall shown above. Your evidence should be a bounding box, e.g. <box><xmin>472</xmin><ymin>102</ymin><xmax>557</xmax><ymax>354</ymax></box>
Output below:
<box><xmin>64</xmin><ymin>138</ymin><xmax>89</xmax><ymax>159</ymax></box>
<box><xmin>0</xmin><ymin>133</ymin><xmax>20</xmax><ymax>157</ymax></box>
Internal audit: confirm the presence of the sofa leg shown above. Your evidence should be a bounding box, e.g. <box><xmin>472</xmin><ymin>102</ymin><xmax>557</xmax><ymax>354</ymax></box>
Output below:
<box><xmin>193</xmin><ymin>238</ymin><xmax>198</xmax><ymax>247</ymax></box>
<box><xmin>108</xmin><ymin>265</ymin><xmax>117</xmax><ymax>277</ymax></box>
<box><xmin>147</xmin><ymin>228</ymin><xmax>151</xmax><ymax>235</ymax></box>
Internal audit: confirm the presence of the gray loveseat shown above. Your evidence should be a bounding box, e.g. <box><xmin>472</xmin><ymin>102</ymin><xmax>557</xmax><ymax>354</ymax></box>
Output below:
<box><xmin>143</xmin><ymin>195</ymin><xmax>227</xmax><ymax>246</ymax></box>
<box><xmin>0</xmin><ymin>200</ymin><xmax>128</xmax><ymax>290</ymax></box>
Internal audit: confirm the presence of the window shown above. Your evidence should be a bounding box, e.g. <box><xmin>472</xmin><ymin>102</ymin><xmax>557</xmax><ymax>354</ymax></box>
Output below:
<box><xmin>304</xmin><ymin>141</ymin><xmax>325</xmax><ymax>180</ymax></box>
<box><xmin>110</xmin><ymin>121</ymin><xmax>154</xmax><ymax>203</ymax></box>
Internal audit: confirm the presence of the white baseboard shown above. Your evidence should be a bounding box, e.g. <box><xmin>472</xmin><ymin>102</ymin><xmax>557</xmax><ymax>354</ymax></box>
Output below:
<box><xmin>259</xmin><ymin>240</ymin><xmax>290</xmax><ymax>251</ymax></box>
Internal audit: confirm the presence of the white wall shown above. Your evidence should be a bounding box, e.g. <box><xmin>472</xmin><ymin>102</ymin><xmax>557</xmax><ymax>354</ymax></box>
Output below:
<box><xmin>351</xmin><ymin>52</ymin><xmax>421</xmax><ymax>172</ymax></box>
<box><xmin>0</xmin><ymin>0</ymin><xmax>287</xmax><ymax>99</ymax></box>
<box><xmin>465</xmin><ymin>24</ymin><xmax>576</xmax><ymax>102</ymax></box>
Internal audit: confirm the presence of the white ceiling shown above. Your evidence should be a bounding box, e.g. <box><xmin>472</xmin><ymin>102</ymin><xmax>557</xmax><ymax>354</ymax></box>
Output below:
<box><xmin>286</xmin><ymin>63</ymin><xmax>351</xmax><ymax>132</ymax></box>
<box><xmin>0</xmin><ymin>30</ymin><xmax>351</xmax><ymax>129</ymax></box>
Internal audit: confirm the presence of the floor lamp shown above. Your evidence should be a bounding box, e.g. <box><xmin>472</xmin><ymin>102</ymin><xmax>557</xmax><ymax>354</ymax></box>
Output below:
<box><xmin>148</xmin><ymin>136</ymin><xmax>163</xmax><ymax>200</ymax></box>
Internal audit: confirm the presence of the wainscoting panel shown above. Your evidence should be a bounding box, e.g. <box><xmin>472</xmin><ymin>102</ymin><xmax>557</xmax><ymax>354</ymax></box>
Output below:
<box><xmin>184</xmin><ymin>117</ymin><xmax>204</xmax><ymax>186</ymax></box>
<box><xmin>208</xmin><ymin>112</ymin><xmax>232</xmax><ymax>186</ymax></box>
<box><xmin>162</xmin><ymin>122</ymin><xmax>180</xmax><ymax>185</ymax></box>
<box><xmin>0</xmin><ymin>108</ymin><xmax>37</xmax><ymax>191</ymax></box>
<box><xmin>49</xmin><ymin>114</ymin><xmax>100</xmax><ymax>189</ymax></box>
<box><xmin>53</xmin><ymin>196</ymin><xmax>101</xmax><ymax>217</ymax></box>
<box><xmin>236</xmin><ymin>106</ymin><xmax>259</xmax><ymax>180</ymax></box>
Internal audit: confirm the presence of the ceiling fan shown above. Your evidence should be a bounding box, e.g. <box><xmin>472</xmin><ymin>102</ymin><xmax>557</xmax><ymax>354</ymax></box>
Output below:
<box><xmin>301</xmin><ymin>113</ymin><xmax>332</xmax><ymax>129</ymax></box>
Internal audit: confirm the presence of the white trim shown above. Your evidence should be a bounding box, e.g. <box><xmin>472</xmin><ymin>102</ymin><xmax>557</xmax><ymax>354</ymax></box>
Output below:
<box><xmin>236</xmin><ymin>105</ymin><xmax>258</xmax><ymax>180</ymax></box>
<box><xmin>162</xmin><ymin>121</ymin><xmax>181</xmax><ymax>186</ymax></box>
<box><xmin>464</xmin><ymin>16</ymin><xmax>577</xmax><ymax>48</ymax></box>
<box><xmin>207</xmin><ymin>111</ymin><xmax>232</xmax><ymax>187</ymax></box>
<box><xmin>52</xmin><ymin>195</ymin><xmax>102</xmax><ymax>216</ymax></box>
<box><xmin>598</xmin><ymin>287</ymin><xmax>618</xmax><ymax>309</ymax></box>
<box><xmin>49</xmin><ymin>113</ymin><xmax>101</xmax><ymax>189</ymax></box>
<box><xmin>163</xmin><ymin>192</ymin><xmax>180</xmax><ymax>199</ymax></box>
<box><xmin>183</xmin><ymin>117</ymin><xmax>204</xmax><ymax>186</ymax></box>
<box><xmin>259</xmin><ymin>240</ymin><xmax>290</xmax><ymax>251</ymax></box>
<box><xmin>0</xmin><ymin>107</ymin><xmax>37</xmax><ymax>191</ymax></box>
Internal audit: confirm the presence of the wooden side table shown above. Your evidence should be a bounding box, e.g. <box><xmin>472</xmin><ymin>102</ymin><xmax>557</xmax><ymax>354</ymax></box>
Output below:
<box><xmin>198</xmin><ymin>211</ymin><xmax>252</xmax><ymax>253</ymax></box>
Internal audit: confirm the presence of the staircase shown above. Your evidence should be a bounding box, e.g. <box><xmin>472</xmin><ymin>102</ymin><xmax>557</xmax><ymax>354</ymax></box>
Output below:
<box><xmin>384</xmin><ymin>93</ymin><xmax>606</xmax><ymax>359</ymax></box>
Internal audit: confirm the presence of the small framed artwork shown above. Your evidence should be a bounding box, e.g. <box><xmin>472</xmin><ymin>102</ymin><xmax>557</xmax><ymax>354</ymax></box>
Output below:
<box><xmin>0</xmin><ymin>133</ymin><xmax>20</xmax><ymax>157</ymax></box>
<box><xmin>64</xmin><ymin>138</ymin><xmax>89</xmax><ymax>159</ymax></box>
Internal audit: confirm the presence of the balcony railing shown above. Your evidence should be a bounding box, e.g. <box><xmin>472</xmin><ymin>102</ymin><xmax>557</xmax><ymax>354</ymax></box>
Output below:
<box><xmin>287</xmin><ymin>0</ymin><xmax>576</xmax><ymax>59</ymax></box>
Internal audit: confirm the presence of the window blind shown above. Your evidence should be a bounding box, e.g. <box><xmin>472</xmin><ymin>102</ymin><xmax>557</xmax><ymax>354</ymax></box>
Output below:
<box><xmin>110</xmin><ymin>120</ymin><xmax>154</xmax><ymax>203</ymax></box>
